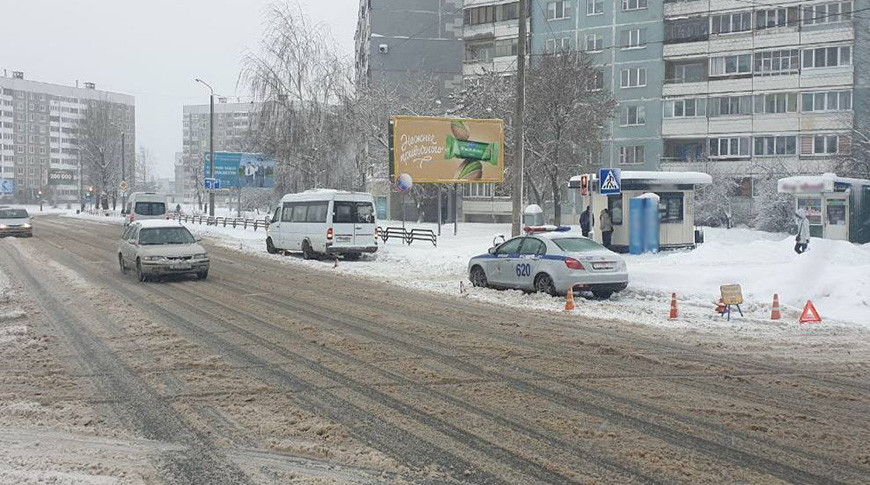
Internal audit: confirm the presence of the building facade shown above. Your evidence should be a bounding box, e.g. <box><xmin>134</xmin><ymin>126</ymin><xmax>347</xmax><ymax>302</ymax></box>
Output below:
<box><xmin>180</xmin><ymin>99</ymin><xmax>257</xmax><ymax>205</ymax></box>
<box><xmin>530</xmin><ymin>0</ymin><xmax>868</xmax><ymax>219</ymax></box>
<box><xmin>0</xmin><ymin>72</ymin><xmax>135</xmax><ymax>204</ymax></box>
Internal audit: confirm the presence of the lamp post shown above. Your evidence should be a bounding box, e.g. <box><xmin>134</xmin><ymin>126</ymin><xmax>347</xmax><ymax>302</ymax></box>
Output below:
<box><xmin>120</xmin><ymin>131</ymin><xmax>126</xmax><ymax>210</ymax></box>
<box><xmin>195</xmin><ymin>78</ymin><xmax>215</xmax><ymax>216</ymax></box>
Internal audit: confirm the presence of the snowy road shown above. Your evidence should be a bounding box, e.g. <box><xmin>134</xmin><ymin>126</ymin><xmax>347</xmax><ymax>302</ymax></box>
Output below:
<box><xmin>0</xmin><ymin>216</ymin><xmax>869</xmax><ymax>484</ymax></box>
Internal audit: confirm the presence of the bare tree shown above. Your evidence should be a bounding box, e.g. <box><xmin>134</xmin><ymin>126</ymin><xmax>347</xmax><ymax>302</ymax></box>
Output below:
<box><xmin>240</xmin><ymin>2</ymin><xmax>354</xmax><ymax>194</ymax></box>
<box><xmin>524</xmin><ymin>51</ymin><xmax>616</xmax><ymax>222</ymax></box>
<box><xmin>76</xmin><ymin>100</ymin><xmax>125</xmax><ymax>209</ymax></box>
<box><xmin>135</xmin><ymin>147</ymin><xmax>157</xmax><ymax>191</ymax></box>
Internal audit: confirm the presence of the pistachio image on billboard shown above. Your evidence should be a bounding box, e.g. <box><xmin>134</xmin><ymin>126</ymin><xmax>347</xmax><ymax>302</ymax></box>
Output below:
<box><xmin>455</xmin><ymin>160</ymin><xmax>483</xmax><ymax>180</ymax></box>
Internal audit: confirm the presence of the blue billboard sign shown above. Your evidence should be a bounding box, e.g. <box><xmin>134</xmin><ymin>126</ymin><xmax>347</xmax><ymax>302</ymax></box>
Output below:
<box><xmin>204</xmin><ymin>152</ymin><xmax>275</xmax><ymax>189</ymax></box>
<box><xmin>0</xmin><ymin>179</ymin><xmax>13</xmax><ymax>195</ymax></box>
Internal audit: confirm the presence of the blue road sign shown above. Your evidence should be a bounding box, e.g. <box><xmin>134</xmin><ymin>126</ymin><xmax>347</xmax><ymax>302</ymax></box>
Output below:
<box><xmin>599</xmin><ymin>168</ymin><xmax>621</xmax><ymax>195</ymax></box>
<box><xmin>0</xmin><ymin>179</ymin><xmax>14</xmax><ymax>195</ymax></box>
<box><xmin>204</xmin><ymin>178</ymin><xmax>221</xmax><ymax>190</ymax></box>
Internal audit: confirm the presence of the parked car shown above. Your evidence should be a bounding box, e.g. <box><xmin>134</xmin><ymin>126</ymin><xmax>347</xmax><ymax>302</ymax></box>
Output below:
<box><xmin>123</xmin><ymin>192</ymin><xmax>168</xmax><ymax>225</ymax></box>
<box><xmin>267</xmin><ymin>190</ymin><xmax>378</xmax><ymax>259</ymax></box>
<box><xmin>0</xmin><ymin>207</ymin><xmax>33</xmax><ymax>238</ymax></box>
<box><xmin>467</xmin><ymin>226</ymin><xmax>628</xmax><ymax>299</ymax></box>
<box><xmin>118</xmin><ymin>220</ymin><xmax>209</xmax><ymax>281</ymax></box>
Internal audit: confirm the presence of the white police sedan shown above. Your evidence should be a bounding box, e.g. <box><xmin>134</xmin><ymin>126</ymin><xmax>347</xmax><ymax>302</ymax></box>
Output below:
<box><xmin>468</xmin><ymin>226</ymin><xmax>628</xmax><ymax>299</ymax></box>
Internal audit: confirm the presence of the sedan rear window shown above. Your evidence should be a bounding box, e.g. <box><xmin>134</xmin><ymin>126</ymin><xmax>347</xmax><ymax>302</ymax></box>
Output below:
<box><xmin>138</xmin><ymin>227</ymin><xmax>195</xmax><ymax>245</ymax></box>
<box><xmin>135</xmin><ymin>202</ymin><xmax>166</xmax><ymax>216</ymax></box>
<box><xmin>552</xmin><ymin>237</ymin><xmax>606</xmax><ymax>252</ymax></box>
<box><xmin>0</xmin><ymin>209</ymin><xmax>28</xmax><ymax>218</ymax></box>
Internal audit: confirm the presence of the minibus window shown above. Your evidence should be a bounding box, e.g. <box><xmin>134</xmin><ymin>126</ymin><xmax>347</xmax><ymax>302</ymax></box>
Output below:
<box><xmin>135</xmin><ymin>202</ymin><xmax>166</xmax><ymax>216</ymax></box>
<box><xmin>306</xmin><ymin>202</ymin><xmax>328</xmax><ymax>222</ymax></box>
<box><xmin>334</xmin><ymin>202</ymin><xmax>354</xmax><ymax>223</ymax></box>
<box><xmin>356</xmin><ymin>203</ymin><xmax>375</xmax><ymax>223</ymax></box>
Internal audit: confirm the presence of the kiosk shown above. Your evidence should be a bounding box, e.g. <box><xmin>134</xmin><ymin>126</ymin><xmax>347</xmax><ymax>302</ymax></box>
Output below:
<box><xmin>569</xmin><ymin>171</ymin><xmax>712</xmax><ymax>253</ymax></box>
<box><xmin>777</xmin><ymin>173</ymin><xmax>870</xmax><ymax>243</ymax></box>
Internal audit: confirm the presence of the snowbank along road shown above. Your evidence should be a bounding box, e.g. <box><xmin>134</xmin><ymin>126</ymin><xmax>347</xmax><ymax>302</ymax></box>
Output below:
<box><xmin>0</xmin><ymin>216</ymin><xmax>868</xmax><ymax>484</ymax></box>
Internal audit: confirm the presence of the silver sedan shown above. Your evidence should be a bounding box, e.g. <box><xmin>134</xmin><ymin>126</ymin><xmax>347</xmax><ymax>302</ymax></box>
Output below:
<box><xmin>468</xmin><ymin>230</ymin><xmax>628</xmax><ymax>299</ymax></box>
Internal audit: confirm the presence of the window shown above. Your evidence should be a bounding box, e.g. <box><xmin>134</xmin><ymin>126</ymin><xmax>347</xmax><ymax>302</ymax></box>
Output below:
<box><xmin>546</xmin><ymin>37</ymin><xmax>573</xmax><ymax>54</ymax></box>
<box><xmin>622</xmin><ymin>0</ymin><xmax>647</xmax><ymax>12</ymax></box>
<box><xmin>658</xmin><ymin>193</ymin><xmax>684</xmax><ymax>223</ymax></box>
<box><xmin>620</xmin><ymin>67</ymin><xmax>647</xmax><ymax>88</ymax></box>
<box><xmin>709</xmin><ymin>96</ymin><xmax>752</xmax><ymax>117</ymax></box>
<box><xmin>620</xmin><ymin>28</ymin><xmax>647</xmax><ymax>48</ymax></box>
<box><xmin>466</xmin><ymin>42</ymin><xmax>494</xmax><ymax>62</ymax></box>
<box><xmin>464</xmin><ymin>183</ymin><xmax>495</xmax><ymax>198</ymax></box>
<box><xmin>495</xmin><ymin>38</ymin><xmax>518</xmax><ymax>57</ymax></box>
<box><xmin>812</xmin><ymin>135</ymin><xmax>839</xmax><ymax>154</ymax></box>
<box><xmin>665</xmin><ymin>18</ymin><xmax>709</xmax><ymax>44</ymax></box>
<box><xmin>306</xmin><ymin>202</ymin><xmax>329</xmax><ymax>222</ymax></box>
<box><xmin>802</xmin><ymin>91</ymin><xmax>852</xmax><ymax>112</ymax></box>
<box><xmin>754</xmin><ymin>93</ymin><xmax>798</xmax><ymax>114</ymax></box>
<box><xmin>496</xmin><ymin>237</ymin><xmax>524</xmax><ymax>255</ymax></box>
<box><xmin>519</xmin><ymin>238</ymin><xmax>546</xmax><ymax>255</ymax></box>
<box><xmin>754</xmin><ymin>49</ymin><xmax>800</xmax><ymax>75</ymax></box>
<box><xmin>585</xmin><ymin>33</ymin><xmax>604</xmax><ymax>52</ymax></box>
<box><xmin>709</xmin><ymin>137</ymin><xmax>750</xmax><ymax>158</ymax></box>
<box><xmin>803</xmin><ymin>46</ymin><xmax>851</xmax><ymax>68</ymax></box>
<box><xmin>620</xmin><ymin>105</ymin><xmax>646</xmax><ymax>126</ymax></box>
<box><xmin>587</xmin><ymin>0</ymin><xmax>603</xmax><ymax>15</ymax></box>
<box><xmin>710</xmin><ymin>54</ymin><xmax>751</xmax><ymax>76</ymax></box>
<box><xmin>711</xmin><ymin>11</ymin><xmax>753</xmax><ymax>34</ymax></box>
<box><xmin>756</xmin><ymin>7</ymin><xmax>800</xmax><ymax>29</ymax></box>
<box><xmin>754</xmin><ymin>136</ymin><xmax>797</xmax><ymax>156</ymax></box>
<box><xmin>619</xmin><ymin>145</ymin><xmax>645</xmax><ymax>164</ymax></box>
<box><xmin>547</xmin><ymin>1</ymin><xmax>569</xmax><ymax>20</ymax></box>
<box><xmin>804</xmin><ymin>1</ymin><xmax>852</xmax><ymax>25</ymax></box>
<box><xmin>333</xmin><ymin>201</ymin><xmax>376</xmax><ymax>224</ymax></box>
<box><xmin>465</xmin><ymin>5</ymin><xmax>495</xmax><ymax>25</ymax></box>
<box><xmin>587</xmin><ymin>70</ymin><xmax>605</xmax><ymax>91</ymax></box>
<box><xmin>664</xmin><ymin>98</ymin><xmax>706</xmax><ymax>118</ymax></box>
<box><xmin>608</xmin><ymin>196</ymin><xmax>624</xmax><ymax>225</ymax></box>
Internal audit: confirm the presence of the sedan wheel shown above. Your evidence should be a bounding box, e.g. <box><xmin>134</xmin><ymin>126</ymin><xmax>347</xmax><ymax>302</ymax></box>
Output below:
<box><xmin>534</xmin><ymin>273</ymin><xmax>557</xmax><ymax>296</ymax></box>
<box><xmin>136</xmin><ymin>260</ymin><xmax>147</xmax><ymax>283</ymax></box>
<box><xmin>470</xmin><ymin>266</ymin><xmax>488</xmax><ymax>288</ymax></box>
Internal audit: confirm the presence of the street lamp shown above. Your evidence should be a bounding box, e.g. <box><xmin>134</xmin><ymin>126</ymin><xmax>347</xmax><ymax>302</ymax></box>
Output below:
<box><xmin>195</xmin><ymin>78</ymin><xmax>215</xmax><ymax>217</ymax></box>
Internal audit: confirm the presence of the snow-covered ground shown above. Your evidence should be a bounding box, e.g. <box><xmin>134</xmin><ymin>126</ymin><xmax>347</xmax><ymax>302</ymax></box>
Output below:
<box><xmin>63</xmin><ymin>212</ymin><xmax>870</xmax><ymax>330</ymax></box>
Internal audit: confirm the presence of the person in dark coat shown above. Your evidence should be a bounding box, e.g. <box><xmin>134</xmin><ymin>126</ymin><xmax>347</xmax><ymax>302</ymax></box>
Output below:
<box><xmin>579</xmin><ymin>206</ymin><xmax>592</xmax><ymax>237</ymax></box>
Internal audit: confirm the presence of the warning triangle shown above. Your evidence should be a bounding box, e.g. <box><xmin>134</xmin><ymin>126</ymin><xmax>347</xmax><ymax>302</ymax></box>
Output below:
<box><xmin>601</xmin><ymin>171</ymin><xmax>620</xmax><ymax>191</ymax></box>
<box><xmin>799</xmin><ymin>300</ymin><xmax>821</xmax><ymax>323</ymax></box>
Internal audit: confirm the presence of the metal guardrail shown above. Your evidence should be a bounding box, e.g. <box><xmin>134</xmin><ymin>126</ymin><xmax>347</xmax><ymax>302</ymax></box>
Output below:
<box><xmin>171</xmin><ymin>213</ymin><xmax>271</xmax><ymax>231</ymax></box>
<box><xmin>377</xmin><ymin>226</ymin><xmax>437</xmax><ymax>246</ymax></box>
<box><xmin>85</xmin><ymin>209</ymin><xmax>122</xmax><ymax>218</ymax></box>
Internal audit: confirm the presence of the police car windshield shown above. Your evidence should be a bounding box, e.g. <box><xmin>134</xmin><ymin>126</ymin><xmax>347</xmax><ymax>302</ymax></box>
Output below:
<box><xmin>552</xmin><ymin>237</ymin><xmax>606</xmax><ymax>252</ymax></box>
<box><xmin>138</xmin><ymin>227</ymin><xmax>195</xmax><ymax>245</ymax></box>
<box><xmin>0</xmin><ymin>209</ymin><xmax>28</xmax><ymax>218</ymax></box>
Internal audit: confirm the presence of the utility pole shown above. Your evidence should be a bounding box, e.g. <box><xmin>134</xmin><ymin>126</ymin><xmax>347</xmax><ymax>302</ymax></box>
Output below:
<box><xmin>195</xmin><ymin>78</ymin><xmax>216</xmax><ymax>217</ymax></box>
<box><xmin>511</xmin><ymin>0</ymin><xmax>527</xmax><ymax>236</ymax></box>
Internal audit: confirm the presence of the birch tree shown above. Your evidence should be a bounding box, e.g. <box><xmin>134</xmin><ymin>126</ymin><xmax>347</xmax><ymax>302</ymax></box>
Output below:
<box><xmin>76</xmin><ymin>100</ymin><xmax>125</xmax><ymax>209</ymax></box>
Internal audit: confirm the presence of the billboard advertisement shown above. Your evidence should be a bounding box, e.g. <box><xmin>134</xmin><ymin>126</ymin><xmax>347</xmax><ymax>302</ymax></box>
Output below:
<box><xmin>204</xmin><ymin>152</ymin><xmax>275</xmax><ymax>189</ymax></box>
<box><xmin>390</xmin><ymin>116</ymin><xmax>505</xmax><ymax>184</ymax></box>
<box><xmin>48</xmin><ymin>169</ymin><xmax>77</xmax><ymax>185</ymax></box>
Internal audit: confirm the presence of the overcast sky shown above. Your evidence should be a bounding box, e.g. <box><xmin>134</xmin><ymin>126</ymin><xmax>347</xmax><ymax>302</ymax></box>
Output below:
<box><xmin>4</xmin><ymin>0</ymin><xmax>357</xmax><ymax>178</ymax></box>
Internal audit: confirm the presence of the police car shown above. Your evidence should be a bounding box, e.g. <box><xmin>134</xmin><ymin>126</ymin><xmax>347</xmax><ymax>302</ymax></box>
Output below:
<box><xmin>468</xmin><ymin>226</ymin><xmax>628</xmax><ymax>299</ymax></box>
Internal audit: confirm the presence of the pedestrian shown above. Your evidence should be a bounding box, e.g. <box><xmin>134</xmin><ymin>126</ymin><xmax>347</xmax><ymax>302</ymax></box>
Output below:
<box><xmin>579</xmin><ymin>206</ymin><xmax>592</xmax><ymax>237</ymax></box>
<box><xmin>600</xmin><ymin>207</ymin><xmax>613</xmax><ymax>249</ymax></box>
<box><xmin>794</xmin><ymin>208</ymin><xmax>810</xmax><ymax>254</ymax></box>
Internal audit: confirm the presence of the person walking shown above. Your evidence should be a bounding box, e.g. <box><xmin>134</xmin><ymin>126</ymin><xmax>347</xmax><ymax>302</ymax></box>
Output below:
<box><xmin>794</xmin><ymin>208</ymin><xmax>810</xmax><ymax>254</ymax></box>
<box><xmin>579</xmin><ymin>206</ymin><xmax>592</xmax><ymax>237</ymax></box>
<box><xmin>600</xmin><ymin>207</ymin><xmax>613</xmax><ymax>249</ymax></box>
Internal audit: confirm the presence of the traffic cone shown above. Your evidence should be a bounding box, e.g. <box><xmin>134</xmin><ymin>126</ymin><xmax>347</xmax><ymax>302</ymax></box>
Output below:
<box><xmin>715</xmin><ymin>298</ymin><xmax>726</xmax><ymax>315</ymax></box>
<box><xmin>770</xmin><ymin>294</ymin><xmax>781</xmax><ymax>320</ymax></box>
<box><xmin>564</xmin><ymin>286</ymin><xmax>576</xmax><ymax>312</ymax></box>
<box><xmin>668</xmin><ymin>293</ymin><xmax>678</xmax><ymax>320</ymax></box>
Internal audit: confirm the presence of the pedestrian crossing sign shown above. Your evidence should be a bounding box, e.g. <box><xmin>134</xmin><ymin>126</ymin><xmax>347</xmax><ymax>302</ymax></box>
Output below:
<box><xmin>599</xmin><ymin>168</ymin><xmax>621</xmax><ymax>195</ymax></box>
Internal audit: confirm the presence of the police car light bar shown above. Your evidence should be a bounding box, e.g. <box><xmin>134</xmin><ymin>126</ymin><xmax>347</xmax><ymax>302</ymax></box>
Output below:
<box><xmin>523</xmin><ymin>225</ymin><xmax>571</xmax><ymax>234</ymax></box>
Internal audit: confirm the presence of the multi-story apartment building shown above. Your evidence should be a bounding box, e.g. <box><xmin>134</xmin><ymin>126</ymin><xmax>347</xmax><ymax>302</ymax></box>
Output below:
<box><xmin>355</xmin><ymin>0</ymin><xmax>464</xmax><ymax>100</ymax></box>
<box><xmin>530</xmin><ymin>0</ymin><xmax>867</xmax><ymax>219</ymax></box>
<box><xmin>0</xmin><ymin>71</ymin><xmax>135</xmax><ymax>204</ymax></box>
<box><xmin>463</xmin><ymin>1</ymin><xmax>529</xmax><ymax>78</ymax></box>
<box><xmin>180</xmin><ymin>99</ymin><xmax>257</xmax><ymax>205</ymax></box>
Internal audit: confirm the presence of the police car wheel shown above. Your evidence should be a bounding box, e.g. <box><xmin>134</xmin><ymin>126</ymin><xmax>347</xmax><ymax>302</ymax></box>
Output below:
<box><xmin>470</xmin><ymin>266</ymin><xmax>488</xmax><ymax>288</ymax></box>
<box><xmin>534</xmin><ymin>274</ymin><xmax>557</xmax><ymax>296</ymax></box>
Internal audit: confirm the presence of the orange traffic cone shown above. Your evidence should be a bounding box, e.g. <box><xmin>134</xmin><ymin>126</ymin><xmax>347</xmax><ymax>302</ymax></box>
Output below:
<box><xmin>715</xmin><ymin>298</ymin><xmax>726</xmax><ymax>315</ymax></box>
<box><xmin>770</xmin><ymin>294</ymin><xmax>781</xmax><ymax>320</ymax></box>
<box><xmin>564</xmin><ymin>286</ymin><xmax>576</xmax><ymax>312</ymax></box>
<box><xmin>668</xmin><ymin>293</ymin><xmax>678</xmax><ymax>320</ymax></box>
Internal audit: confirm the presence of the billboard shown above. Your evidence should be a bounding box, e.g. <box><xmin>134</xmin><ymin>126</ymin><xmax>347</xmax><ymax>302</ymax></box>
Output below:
<box><xmin>390</xmin><ymin>116</ymin><xmax>505</xmax><ymax>184</ymax></box>
<box><xmin>48</xmin><ymin>169</ymin><xmax>77</xmax><ymax>185</ymax></box>
<box><xmin>0</xmin><ymin>179</ymin><xmax>13</xmax><ymax>195</ymax></box>
<box><xmin>204</xmin><ymin>152</ymin><xmax>275</xmax><ymax>189</ymax></box>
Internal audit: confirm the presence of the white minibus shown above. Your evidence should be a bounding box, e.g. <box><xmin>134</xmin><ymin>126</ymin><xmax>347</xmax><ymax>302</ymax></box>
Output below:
<box><xmin>267</xmin><ymin>190</ymin><xmax>378</xmax><ymax>259</ymax></box>
<box><xmin>124</xmin><ymin>192</ymin><xmax>168</xmax><ymax>225</ymax></box>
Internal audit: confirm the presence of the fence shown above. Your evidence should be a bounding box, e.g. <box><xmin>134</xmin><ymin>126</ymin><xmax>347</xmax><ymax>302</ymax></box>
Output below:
<box><xmin>377</xmin><ymin>226</ymin><xmax>437</xmax><ymax>246</ymax></box>
<box><xmin>172</xmin><ymin>214</ymin><xmax>271</xmax><ymax>232</ymax></box>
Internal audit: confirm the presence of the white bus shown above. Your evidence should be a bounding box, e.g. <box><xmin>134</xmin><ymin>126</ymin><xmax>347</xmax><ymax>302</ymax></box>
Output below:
<box><xmin>124</xmin><ymin>192</ymin><xmax>168</xmax><ymax>225</ymax></box>
<box><xmin>267</xmin><ymin>190</ymin><xmax>378</xmax><ymax>259</ymax></box>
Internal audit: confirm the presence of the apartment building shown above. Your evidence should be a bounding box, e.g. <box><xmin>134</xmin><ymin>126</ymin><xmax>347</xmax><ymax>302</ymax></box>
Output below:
<box><xmin>0</xmin><ymin>71</ymin><xmax>135</xmax><ymax>203</ymax></box>
<box><xmin>180</xmin><ymin>99</ymin><xmax>257</xmax><ymax>205</ymax></box>
<box><xmin>529</xmin><ymin>0</ymin><xmax>867</xmax><ymax>218</ymax></box>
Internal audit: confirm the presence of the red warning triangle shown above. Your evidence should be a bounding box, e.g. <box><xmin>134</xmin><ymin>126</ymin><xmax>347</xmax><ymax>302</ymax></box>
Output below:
<box><xmin>799</xmin><ymin>300</ymin><xmax>822</xmax><ymax>323</ymax></box>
